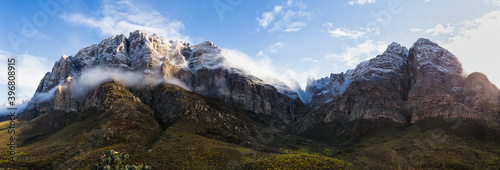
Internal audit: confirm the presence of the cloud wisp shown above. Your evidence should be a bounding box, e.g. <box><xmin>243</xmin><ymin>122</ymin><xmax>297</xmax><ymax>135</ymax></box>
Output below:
<box><xmin>348</xmin><ymin>0</ymin><xmax>376</xmax><ymax>6</ymax></box>
<box><xmin>61</xmin><ymin>0</ymin><xmax>188</xmax><ymax>41</ymax></box>
<box><xmin>424</xmin><ymin>23</ymin><xmax>455</xmax><ymax>36</ymax></box>
<box><xmin>326</xmin><ymin>40</ymin><xmax>387</xmax><ymax>68</ymax></box>
<box><xmin>256</xmin><ymin>0</ymin><xmax>313</xmax><ymax>32</ymax></box>
<box><xmin>70</xmin><ymin>66</ymin><xmax>190</xmax><ymax>99</ymax></box>
<box><xmin>323</xmin><ymin>23</ymin><xmax>367</xmax><ymax>40</ymax></box>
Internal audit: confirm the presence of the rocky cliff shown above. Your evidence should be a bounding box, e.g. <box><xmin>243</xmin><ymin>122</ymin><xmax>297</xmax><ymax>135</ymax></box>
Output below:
<box><xmin>20</xmin><ymin>30</ymin><xmax>305</xmax><ymax>124</ymax></box>
<box><xmin>20</xmin><ymin>32</ymin><xmax>499</xmax><ymax>130</ymax></box>
<box><xmin>295</xmin><ymin>38</ymin><xmax>500</xmax><ymax>134</ymax></box>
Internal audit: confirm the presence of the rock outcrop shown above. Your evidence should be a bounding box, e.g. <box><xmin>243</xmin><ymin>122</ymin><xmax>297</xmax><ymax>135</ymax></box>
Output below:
<box><xmin>304</xmin><ymin>42</ymin><xmax>412</xmax><ymax>125</ymax></box>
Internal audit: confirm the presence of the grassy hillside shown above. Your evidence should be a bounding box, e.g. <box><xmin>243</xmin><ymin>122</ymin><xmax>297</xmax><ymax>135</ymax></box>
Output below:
<box><xmin>342</xmin><ymin>118</ymin><xmax>500</xmax><ymax>169</ymax></box>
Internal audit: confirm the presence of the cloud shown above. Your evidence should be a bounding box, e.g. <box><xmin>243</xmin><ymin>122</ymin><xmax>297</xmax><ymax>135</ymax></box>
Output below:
<box><xmin>257</xmin><ymin>5</ymin><xmax>283</xmax><ymax>29</ymax></box>
<box><xmin>443</xmin><ymin>10</ymin><xmax>500</xmax><ymax>87</ymax></box>
<box><xmin>300</xmin><ymin>57</ymin><xmax>319</xmax><ymax>63</ymax></box>
<box><xmin>34</xmin><ymin>80</ymin><xmax>64</xmax><ymax>103</ymax></box>
<box><xmin>0</xmin><ymin>98</ymin><xmax>30</xmax><ymax>116</ymax></box>
<box><xmin>425</xmin><ymin>23</ymin><xmax>455</xmax><ymax>36</ymax></box>
<box><xmin>256</xmin><ymin>0</ymin><xmax>312</xmax><ymax>32</ymax></box>
<box><xmin>410</xmin><ymin>28</ymin><xmax>423</xmax><ymax>32</ymax></box>
<box><xmin>324</xmin><ymin>23</ymin><xmax>366</xmax><ymax>40</ymax></box>
<box><xmin>0</xmin><ymin>50</ymin><xmax>52</xmax><ymax>104</ymax></box>
<box><xmin>70</xmin><ymin>66</ymin><xmax>189</xmax><ymax>98</ymax></box>
<box><xmin>61</xmin><ymin>0</ymin><xmax>188</xmax><ymax>41</ymax></box>
<box><xmin>326</xmin><ymin>40</ymin><xmax>387</xmax><ymax>67</ymax></box>
<box><xmin>270</xmin><ymin>42</ymin><xmax>284</xmax><ymax>53</ymax></box>
<box><xmin>222</xmin><ymin>49</ymin><xmax>319</xmax><ymax>96</ymax></box>
<box><xmin>484</xmin><ymin>0</ymin><xmax>500</xmax><ymax>6</ymax></box>
<box><xmin>349</xmin><ymin>0</ymin><xmax>376</xmax><ymax>6</ymax></box>
<box><xmin>423</xmin><ymin>0</ymin><xmax>431</xmax><ymax>2</ymax></box>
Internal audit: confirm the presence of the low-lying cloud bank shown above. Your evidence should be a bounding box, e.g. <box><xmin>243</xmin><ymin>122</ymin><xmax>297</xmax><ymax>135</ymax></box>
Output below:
<box><xmin>71</xmin><ymin>66</ymin><xmax>190</xmax><ymax>99</ymax></box>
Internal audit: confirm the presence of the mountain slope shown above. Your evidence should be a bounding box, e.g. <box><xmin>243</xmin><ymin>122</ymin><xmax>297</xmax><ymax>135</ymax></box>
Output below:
<box><xmin>2</xmin><ymin>80</ymin><xmax>346</xmax><ymax>169</ymax></box>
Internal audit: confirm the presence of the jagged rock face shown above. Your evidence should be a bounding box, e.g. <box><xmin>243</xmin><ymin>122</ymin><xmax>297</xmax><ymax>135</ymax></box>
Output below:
<box><xmin>36</xmin><ymin>55</ymin><xmax>73</xmax><ymax>92</ymax></box>
<box><xmin>297</xmin><ymin>38</ymin><xmax>500</xmax><ymax>135</ymax></box>
<box><xmin>53</xmin><ymin>77</ymin><xmax>76</xmax><ymax>112</ymax></box>
<box><xmin>190</xmin><ymin>68</ymin><xmax>305</xmax><ymax>124</ymax></box>
<box><xmin>303</xmin><ymin>43</ymin><xmax>412</xmax><ymax>127</ymax></box>
<box><xmin>20</xmin><ymin>30</ymin><xmax>303</xmax><ymax>124</ymax></box>
<box><xmin>406</xmin><ymin>38</ymin><xmax>477</xmax><ymax>123</ymax></box>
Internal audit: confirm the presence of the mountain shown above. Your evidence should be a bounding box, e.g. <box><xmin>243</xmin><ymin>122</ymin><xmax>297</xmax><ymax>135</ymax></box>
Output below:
<box><xmin>20</xmin><ymin>30</ymin><xmax>305</xmax><ymax>125</ymax></box>
<box><xmin>2</xmin><ymin>31</ymin><xmax>500</xmax><ymax>169</ymax></box>
<box><xmin>293</xmin><ymin>38</ymin><xmax>500</xmax><ymax>147</ymax></box>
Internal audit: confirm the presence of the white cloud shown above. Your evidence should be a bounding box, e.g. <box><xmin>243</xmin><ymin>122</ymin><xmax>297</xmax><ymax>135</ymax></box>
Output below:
<box><xmin>223</xmin><ymin>48</ymin><xmax>319</xmax><ymax>95</ymax></box>
<box><xmin>257</xmin><ymin>5</ymin><xmax>283</xmax><ymax>29</ymax></box>
<box><xmin>444</xmin><ymin>10</ymin><xmax>500</xmax><ymax>87</ymax></box>
<box><xmin>71</xmin><ymin>66</ymin><xmax>190</xmax><ymax>98</ymax></box>
<box><xmin>349</xmin><ymin>0</ymin><xmax>376</xmax><ymax>6</ymax></box>
<box><xmin>270</xmin><ymin>42</ymin><xmax>284</xmax><ymax>53</ymax></box>
<box><xmin>324</xmin><ymin>23</ymin><xmax>366</xmax><ymax>39</ymax></box>
<box><xmin>326</xmin><ymin>40</ymin><xmax>387</xmax><ymax>67</ymax></box>
<box><xmin>410</xmin><ymin>28</ymin><xmax>423</xmax><ymax>32</ymax></box>
<box><xmin>61</xmin><ymin>0</ymin><xmax>188</xmax><ymax>41</ymax></box>
<box><xmin>257</xmin><ymin>1</ymin><xmax>312</xmax><ymax>32</ymax></box>
<box><xmin>0</xmin><ymin>98</ymin><xmax>30</xmax><ymax>115</ymax></box>
<box><xmin>484</xmin><ymin>0</ymin><xmax>500</xmax><ymax>6</ymax></box>
<box><xmin>425</xmin><ymin>23</ymin><xmax>455</xmax><ymax>36</ymax></box>
<box><xmin>300</xmin><ymin>57</ymin><xmax>319</xmax><ymax>63</ymax></box>
<box><xmin>424</xmin><ymin>0</ymin><xmax>431</xmax><ymax>2</ymax></box>
<box><xmin>0</xmin><ymin>50</ymin><xmax>52</xmax><ymax>104</ymax></box>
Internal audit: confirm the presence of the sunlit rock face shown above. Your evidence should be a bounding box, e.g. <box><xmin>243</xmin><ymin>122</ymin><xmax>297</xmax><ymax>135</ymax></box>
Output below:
<box><xmin>20</xmin><ymin>30</ymin><xmax>305</xmax><ymax>124</ymax></box>
<box><xmin>294</xmin><ymin>38</ymin><xmax>500</xmax><ymax>134</ymax></box>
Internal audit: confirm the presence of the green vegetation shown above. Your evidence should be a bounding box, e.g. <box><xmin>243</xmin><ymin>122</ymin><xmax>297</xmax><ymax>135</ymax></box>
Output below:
<box><xmin>341</xmin><ymin>118</ymin><xmax>500</xmax><ymax>169</ymax></box>
<box><xmin>92</xmin><ymin>148</ymin><xmax>151</xmax><ymax>170</ymax></box>
<box><xmin>241</xmin><ymin>153</ymin><xmax>350</xmax><ymax>169</ymax></box>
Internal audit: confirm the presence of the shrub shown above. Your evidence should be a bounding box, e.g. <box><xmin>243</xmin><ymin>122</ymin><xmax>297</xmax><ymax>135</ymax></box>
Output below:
<box><xmin>92</xmin><ymin>148</ymin><xmax>151</xmax><ymax>170</ymax></box>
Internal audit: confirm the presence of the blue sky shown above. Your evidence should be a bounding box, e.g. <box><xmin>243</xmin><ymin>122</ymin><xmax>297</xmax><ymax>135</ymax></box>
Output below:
<box><xmin>1</xmin><ymin>0</ymin><xmax>500</xmax><ymax>106</ymax></box>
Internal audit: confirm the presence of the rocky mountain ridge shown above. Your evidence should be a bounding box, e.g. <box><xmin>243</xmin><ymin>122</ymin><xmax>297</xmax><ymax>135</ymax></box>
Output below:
<box><xmin>20</xmin><ymin>31</ymin><xmax>499</xmax><ymax>128</ymax></box>
<box><xmin>20</xmin><ymin>30</ymin><xmax>305</xmax><ymax>124</ymax></box>
<box><xmin>297</xmin><ymin>38</ymin><xmax>499</xmax><ymax>135</ymax></box>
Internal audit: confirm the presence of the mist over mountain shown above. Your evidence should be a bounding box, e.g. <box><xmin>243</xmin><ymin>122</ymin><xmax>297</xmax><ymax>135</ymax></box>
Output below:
<box><xmin>4</xmin><ymin>31</ymin><xmax>500</xmax><ymax>169</ymax></box>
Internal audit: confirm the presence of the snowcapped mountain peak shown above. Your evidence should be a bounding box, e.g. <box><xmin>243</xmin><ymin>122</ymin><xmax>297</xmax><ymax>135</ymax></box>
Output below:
<box><xmin>196</xmin><ymin>41</ymin><xmax>217</xmax><ymax>48</ymax></box>
<box><xmin>188</xmin><ymin>41</ymin><xmax>225</xmax><ymax>72</ymax></box>
<box><xmin>306</xmin><ymin>41</ymin><xmax>409</xmax><ymax>107</ymax></box>
<box><xmin>24</xmin><ymin>30</ymin><xmax>303</xmax><ymax>120</ymax></box>
<box><xmin>413</xmin><ymin>38</ymin><xmax>438</xmax><ymax>47</ymax></box>
<box><xmin>410</xmin><ymin>38</ymin><xmax>463</xmax><ymax>75</ymax></box>
<box><xmin>384</xmin><ymin>42</ymin><xmax>408</xmax><ymax>56</ymax></box>
<box><xmin>344</xmin><ymin>41</ymin><xmax>408</xmax><ymax>81</ymax></box>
